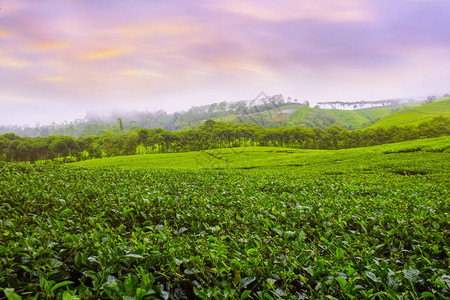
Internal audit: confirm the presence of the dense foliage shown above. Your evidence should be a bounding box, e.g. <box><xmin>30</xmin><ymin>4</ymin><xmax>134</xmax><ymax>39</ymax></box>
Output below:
<box><xmin>1</xmin><ymin>139</ymin><xmax>449</xmax><ymax>299</ymax></box>
<box><xmin>0</xmin><ymin>95</ymin><xmax>298</xmax><ymax>137</ymax></box>
<box><xmin>1</xmin><ymin>116</ymin><xmax>449</xmax><ymax>163</ymax></box>
<box><xmin>3</xmin><ymin>96</ymin><xmax>444</xmax><ymax>138</ymax></box>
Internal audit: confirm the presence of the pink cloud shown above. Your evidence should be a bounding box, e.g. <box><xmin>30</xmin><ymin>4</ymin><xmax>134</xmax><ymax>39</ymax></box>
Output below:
<box><xmin>0</xmin><ymin>0</ymin><xmax>449</xmax><ymax>125</ymax></box>
<box><xmin>204</xmin><ymin>0</ymin><xmax>376</xmax><ymax>23</ymax></box>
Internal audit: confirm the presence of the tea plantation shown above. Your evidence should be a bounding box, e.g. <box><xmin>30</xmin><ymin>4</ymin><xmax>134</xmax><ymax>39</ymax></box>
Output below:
<box><xmin>1</xmin><ymin>137</ymin><xmax>449</xmax><ymax>299</ymax></box>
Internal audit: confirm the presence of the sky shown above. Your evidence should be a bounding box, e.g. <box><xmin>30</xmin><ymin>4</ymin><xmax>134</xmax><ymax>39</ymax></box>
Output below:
<box><xmin>1</xmin><ymin>0</ymin><xmax>449</xmax><ymax>126</ymax></box>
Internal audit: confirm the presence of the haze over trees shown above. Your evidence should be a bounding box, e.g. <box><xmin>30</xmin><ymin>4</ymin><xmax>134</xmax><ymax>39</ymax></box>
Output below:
<box><xmin>0</xmin><ymin>94</ymin><xmax>438</xmax><ymax>138</ymax></box>
<box><xmin>1</xmin><ymin>95</ymin><xmax>297</xmax><ymax>137</ymax></box>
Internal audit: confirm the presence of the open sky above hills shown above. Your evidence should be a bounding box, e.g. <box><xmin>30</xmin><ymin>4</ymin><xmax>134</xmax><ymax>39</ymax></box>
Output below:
<box><xmin>1</xmin><ymin>0</ymin><xmax>450</xmax><ymax>126</ymax></box>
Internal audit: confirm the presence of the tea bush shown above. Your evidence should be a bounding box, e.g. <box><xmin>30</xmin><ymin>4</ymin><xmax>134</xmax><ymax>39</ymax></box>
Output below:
<box><xmin>1</xmin><ymin>140</ymin><xmax>449</xmax><ymax>299</ymax></box>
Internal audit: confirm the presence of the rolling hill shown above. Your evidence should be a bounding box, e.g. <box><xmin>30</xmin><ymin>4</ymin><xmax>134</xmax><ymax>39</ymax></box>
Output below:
<box><xmin>2</xmin><ymin>95</ymin><xmax>447</xmax><ymax>138</ymax></box>
<box><xmin>213</xmin><ymin>101</ymin><xmax>425</xmax><ymax>130</ymax></box>
<box><xmin>367</xmin><ymin>97</ymin><xmax>450</xmax><ymax>128</ymax></box>
<box><xmin>71</xmin><ymin>136</ymin><xmax>450</xmax><ymax>170</ymax></box>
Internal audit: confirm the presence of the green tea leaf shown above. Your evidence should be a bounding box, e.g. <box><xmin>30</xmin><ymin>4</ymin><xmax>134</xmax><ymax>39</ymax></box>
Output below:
<box><xmin>239</xmin><ymin>277</ymin><xmax>256</xmax><ymax>288</ymax></box>
<box><xmin>124</xmin><ymin>275</ymin><xmax>139</xmax><ymax>294</ymax></box>
<box><xmin>240</xmin><ymin>290</ymin><xmax>251</xmax><ymax>300</ymax></box>
<box><xmin>421</xmin><ymin>291</ymin><xmax>435</xmax><ymax>298</ymax></box>
<box><xmin>365</xmin><ymin>271</ymin><xmax>380</xmax><ymax>283</ymax></box>
<box><xmin>403</xmin><ymin>268</ymin><xmax>420</xmax><ymax>283</ymax></box>
<box><xmin>4</xmin><ymin>289</ymin><xmax>22</xmax><ymax>300</ymax></box>
<box><xmin>335</xmin><ymin>277</ymin><xmax>347</xmax><ymax>289</ymax></box>
<box><xmin>51</xmin><ymin>280</ymin><xmax>74</xmax><ymax>292</ymax></box>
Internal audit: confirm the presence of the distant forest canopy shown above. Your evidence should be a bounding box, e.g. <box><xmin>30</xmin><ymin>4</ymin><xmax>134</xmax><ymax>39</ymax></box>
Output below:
<box><xmin>1</xmin><ymin>94</ymin><xmax>442</xmax><ymax>138</ymax></box>
<box><xmin>0</xmin><ymin>94</ymin><xmax>300</xmax><ymax>137</ymax></box>
<box><xmin>1</xmin><ymin>116</ymin><xmax>449</xmax><ymax>163</ymax></box>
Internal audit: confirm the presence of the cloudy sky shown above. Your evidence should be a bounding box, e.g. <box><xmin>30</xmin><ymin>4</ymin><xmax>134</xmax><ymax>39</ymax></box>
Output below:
<box><xmin>1</xmin><ymin>0</ymin><xmax>449</xmax><ymax>126</ymax></box>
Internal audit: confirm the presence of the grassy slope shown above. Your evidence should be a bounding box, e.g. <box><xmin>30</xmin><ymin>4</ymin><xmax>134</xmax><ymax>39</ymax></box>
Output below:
<box><xmin>71</xmin><ymin>136</ymin><xmax>450</xmax><ymax>171</ymax></box>
<box><xmin>321</xmin><ymin>105</ymin><xmax>413</xmax><ymax>128</ymax></box>
<box><xmin>214</xmin><ymin>102</ymin><xmax>424</xmax><ymax>129</ymax></box>
<box><xmin>286</xmin><ymin>106</ymin><xmax>379</xmax><ymax>129</ymax></box>
<box><xmin>214</xmin><ymin>114</ymin><xmax>240</xmax><ymax>123</ymax></box>
<box><xmin>368</xmin><ymin>97</ymin><xmax>450</xmax><ymax>128</ymax></box>
<box><xmin>237</xmin><ymin>104</ymin><xmax>305</xmax><ymax>127</ymax></box>
<box><xmin>289</xmin><ymin>102</ymin><xmax>424</xmax><ymax>129</ymax></box>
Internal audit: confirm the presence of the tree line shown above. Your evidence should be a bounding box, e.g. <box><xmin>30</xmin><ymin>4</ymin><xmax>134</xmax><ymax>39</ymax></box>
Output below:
<box><xmin>0</xmin><ymin>116</ymin><xmax>449</xmax><ymax>163</ymax></box>
<box><xmin>0</xmin><ymin>94</ymin><xmax>299</xmax><ymax>138</ymax></box>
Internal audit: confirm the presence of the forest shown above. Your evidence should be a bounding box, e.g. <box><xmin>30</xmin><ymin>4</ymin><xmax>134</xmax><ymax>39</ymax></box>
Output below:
<box><xmin>1</xmin><ymin>116</ymin><xmax>448</xmax><ymax>163</ymax></box>
<box><xmin>0</xmin><ymin>94</ymin><xmax>431</xmax><ymax>138</ymax></box>
<box><xmin>0</xmin><ymin>95</ymin><xmax>300</xmax><ymax>137</ymax></box>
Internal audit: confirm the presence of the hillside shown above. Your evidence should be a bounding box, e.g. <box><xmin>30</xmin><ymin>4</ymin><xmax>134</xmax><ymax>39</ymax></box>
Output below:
<box><xmin>71</xmin><ymin>136</ymin><xmax>450</xmax><ymax>170</ymax></box>
<box><xmin>0</xmin><ymin>94</ymin><xmax>430</xmax><ymax>137</ymax></box>
<box><xmin>214</xmin><ymin>102</ymin><xmax>423</xmax><ymax>130</ymax></box>
<box><xmin>368</xmin><ymin>97</ymin><xmax>450</xmax><ymax>128</ymax></box>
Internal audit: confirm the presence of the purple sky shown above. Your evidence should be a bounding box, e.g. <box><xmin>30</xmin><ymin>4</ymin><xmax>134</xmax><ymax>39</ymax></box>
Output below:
<box><xmin>1</xmin><ymin>0</ymin><xmax>449</xmax><ymax>126</ymax></box>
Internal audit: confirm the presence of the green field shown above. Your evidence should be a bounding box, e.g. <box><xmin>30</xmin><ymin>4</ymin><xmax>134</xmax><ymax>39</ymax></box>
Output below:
<box><xmin>1</xmin><ymin>137</ymin><xmax>450</xmax><ymax>299</ymax></box>
<box><xmin>72</xmin><ymin>136</ymin><xmax>450</xmax><ymax>170</ymax></box>
<box><xmin>215</xmin><ymin>101</ymin><xmax>427</xmax><ymax>130</ymax></box>
<box><xmin>286</xmin><ymin>106</ymin><xmax>404</xmax><ymax>129</ymax></box>
<box><xmin>368</xmin><ymin>98</ymin><xmax>450</xmax><ymax>129</ymax></box>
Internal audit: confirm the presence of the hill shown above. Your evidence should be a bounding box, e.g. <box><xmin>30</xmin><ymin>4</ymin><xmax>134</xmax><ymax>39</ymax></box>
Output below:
<box><xmin>368</xmin><ymin>97</ymin><xmax>450</xmax><ymax>128</ymax></box>
<box><xmin>0</xmin><ymin>94</ymin><xmax>432</xmax><ymax>137</ymax></box>
<box><xmin>213</xmin><ymin>102</ymin><xmax>425</xmax><ymax>130</ymax></box>
<box><xmin>71</xmin><ymin>136</ymin><xmax>450</xmax><ymax>170</ymax></box>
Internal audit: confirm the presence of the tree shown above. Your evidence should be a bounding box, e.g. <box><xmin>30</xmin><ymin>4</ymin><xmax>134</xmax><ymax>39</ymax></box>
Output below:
<box><xmin>101</xmin><ymin>134</ymin><xmax>122</xmax><ymax>157</ymax></box>
<box><xmin>3</xmin><ymin>133</ymin><xmax>21</xmax><ymax>141</ymax></box>
<box><xmin>0</xmin><ymin>136</ymin><xmax>10</xmax><ymax>160</ymax></box>
<box><xmin>424</xmin><ymin>96</ymin><xmax>436</xmax><ymax>104</ymax></box>
<box><xmin>6</xmin><ymin>140</ymin><xmax>21</xmax><ymax>161</ymax></box>
<box><xmin>16</xmin><ymin>141</ymin><xmax>33</xmax><ymax>161</ymax></box>
<box><xmin>419</xmin><ymin>116</ymin><xmax>450</xmax><ymax>138</ymax></box>
<box><xmin>137</xmin><ymin>128</ymin><xmax>149</xmax><ymax>145</ymax></box>
<box><xmin>327</xmin><ymin>126</ymin><xmax>342</xmax><ymax>149</ymax></box>
<box><xmin>122</xmin><ymin>131</ymin><xmax>139</xmax><ymax>155</ymax></box>
<box><xmin>118</xmin><ymin>118</ymin><xmax>125</xmax><ymax>135</ymax></box>
<box><xmin>78</xmin><ymin>136</ymin><xmax>102</xmax><ymax>158</ymax></box>
<box><xmin>49</xmin><ymin>136</ymin><xmax>76</xmax><ymax>158</ymax></box>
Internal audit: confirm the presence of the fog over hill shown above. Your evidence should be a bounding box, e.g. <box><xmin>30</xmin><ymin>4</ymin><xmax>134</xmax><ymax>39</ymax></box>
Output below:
<box><xmin>0</xmin><ymin>93</ymin><xmax>447</xmax><ymax>138</ymax></box>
